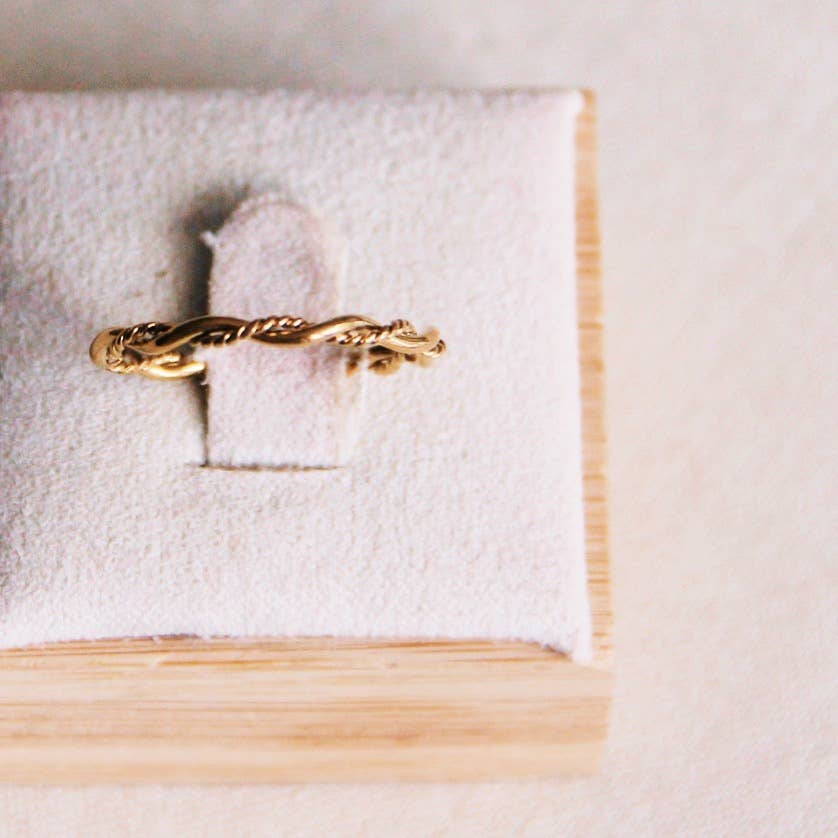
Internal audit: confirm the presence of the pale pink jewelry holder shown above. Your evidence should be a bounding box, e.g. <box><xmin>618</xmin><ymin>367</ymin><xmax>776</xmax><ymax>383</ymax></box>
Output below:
<box><xmin>0</xmin><ymin>89</ymin><xmax>611</xmax><ymax>781</ymax></box>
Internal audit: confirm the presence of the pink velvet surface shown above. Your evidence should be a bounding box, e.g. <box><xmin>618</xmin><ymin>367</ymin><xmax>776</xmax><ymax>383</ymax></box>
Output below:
<box><xmin>0</xmin><ymin>87</ymin><xmax>590</xmax><ymax>657</ymax></box>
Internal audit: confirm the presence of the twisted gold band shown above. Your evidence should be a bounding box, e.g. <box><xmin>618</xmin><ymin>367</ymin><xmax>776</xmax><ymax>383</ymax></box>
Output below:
<box><xmin>89</xmin><ymin>314</ymin><xmax>446</xmax><ymax>380</ymax></box>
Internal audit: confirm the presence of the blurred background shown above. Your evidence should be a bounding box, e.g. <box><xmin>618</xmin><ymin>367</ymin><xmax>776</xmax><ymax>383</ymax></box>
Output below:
<box><xmin>0</xmin><ymin>2</ymin><xmax>835</xmax><ymax>835</ymax></box>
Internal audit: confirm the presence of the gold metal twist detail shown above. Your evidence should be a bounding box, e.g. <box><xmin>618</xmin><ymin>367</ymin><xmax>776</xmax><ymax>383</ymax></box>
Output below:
<box><xmin>89</xmin><ymin>315</ymin><xmax>446</xmax><ymax>380</ymax></box>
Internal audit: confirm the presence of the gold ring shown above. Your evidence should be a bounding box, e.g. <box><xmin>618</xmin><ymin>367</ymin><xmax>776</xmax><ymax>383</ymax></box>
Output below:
<box><xmin>89</xmin><ymin>314</ymin><xmax>446</xmax><ymax>380</ymax></box>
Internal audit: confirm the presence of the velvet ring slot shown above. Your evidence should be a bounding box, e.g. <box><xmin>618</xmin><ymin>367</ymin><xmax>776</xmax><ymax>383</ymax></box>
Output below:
<box><xmin>199</xmin><ymin>195</ymin><xmax>363</xmax><ymax>469</ymax></box>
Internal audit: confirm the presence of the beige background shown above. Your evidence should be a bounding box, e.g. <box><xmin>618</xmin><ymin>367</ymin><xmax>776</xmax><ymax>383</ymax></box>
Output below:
<box><xmin>0</xmin><ymin>1</ymin><xmax>835</xmax><ymax>835</ymax></box>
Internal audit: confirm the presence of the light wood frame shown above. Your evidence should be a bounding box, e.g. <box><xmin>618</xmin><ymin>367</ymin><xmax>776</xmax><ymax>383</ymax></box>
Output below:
<box><xmin>0</xmin><ymin>93</ymin><xmax>610</xmax><ymax>782</ymax></box>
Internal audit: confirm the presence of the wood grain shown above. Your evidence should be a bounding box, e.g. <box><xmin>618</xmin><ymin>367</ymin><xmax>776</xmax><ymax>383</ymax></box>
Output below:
<box><xmin>0</xmin><ymin>92</ymin><xmax>610</xmax><ymax>782</ymax></box>
<box><xmin>577</xmin><ymin>91</ymin><xmax>612</xmax><ymax>669</ymax></box>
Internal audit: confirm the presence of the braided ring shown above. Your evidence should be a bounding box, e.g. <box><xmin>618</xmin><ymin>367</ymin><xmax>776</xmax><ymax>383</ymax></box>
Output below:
<box><xmin>89</xmin><ymin>314</ymin><xmax>446</xmax><ymax>380</ymax></box>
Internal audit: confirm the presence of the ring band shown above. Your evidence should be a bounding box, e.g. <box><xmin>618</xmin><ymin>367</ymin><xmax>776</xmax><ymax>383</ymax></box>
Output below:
<box><xmin>89</xmin><ymin>314</ymin><xmax>446</xmax><ymax>380</ymax></box>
